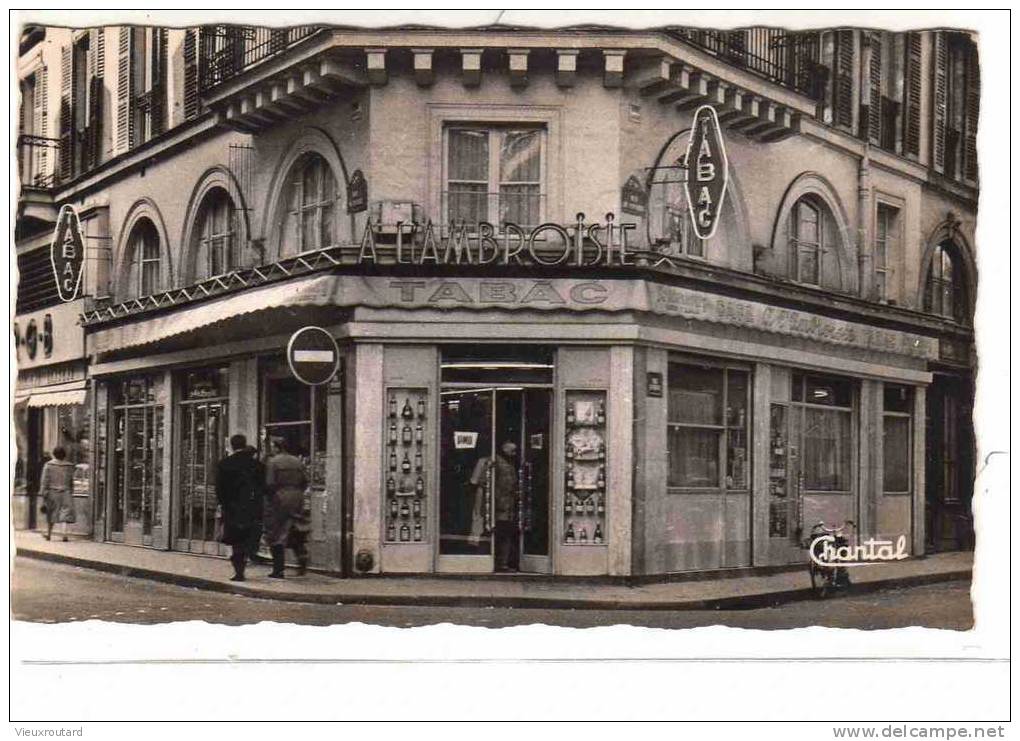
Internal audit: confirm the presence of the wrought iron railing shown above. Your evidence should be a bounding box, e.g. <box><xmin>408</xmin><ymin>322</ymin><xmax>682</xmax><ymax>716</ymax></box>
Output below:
<box><xmin>198</xmin><ymin>25</ymin><xmax>323</xmax><ymax>91</ymax></box>
<box><xmin>670</xmin><ymin>27</ymin><xmax>828</xmax><ymax>100</ymax></box>
<box><xmin>17</xmin><ymin>134</ymin><xmax>60</xmax><ymax>189</ymax></box>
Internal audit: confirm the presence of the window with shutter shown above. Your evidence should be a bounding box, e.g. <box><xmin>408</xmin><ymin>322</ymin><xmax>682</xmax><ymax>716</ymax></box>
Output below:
<box><xmin>832</xmin><ymin>30</ymin><xmax>855</xmax><ymax>129</ymax></box>
<box><xmin>902</xmin><ymin>32</ymin><xmax>922</xmax><ymax>157</ymax></box>
<box><xmin>116</xmin><ymin>26</ymin><xmax>135</xmax><ymax>154</ymax></box>
<box><xmin>931</xmin><ymin>32</ymin><xmax>948</xmax><ymax>174</ymax></box>
<box><xmin>867</xmin><ymin>32</ymin><xmax>883</xmax><ymax>144</ymax></box>
<box><xmin>58</xmin><ymin>44</ymin><xmax>73</xmax><ymax>181</ymax></box>
<box><xmin>963</xmin><ymin>42</ymin><xmax>980</xmax><ymax>182</ymax></box>
<box><xmin>183</xmin><ymin>29</ymin><xmax>200</xmax><ymax>120</ymax></box>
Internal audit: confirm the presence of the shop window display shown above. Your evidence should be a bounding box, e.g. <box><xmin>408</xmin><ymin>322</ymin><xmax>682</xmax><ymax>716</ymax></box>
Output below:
<box><xmin>383</xmin><ymin>389</ymin><xmax>429</xmax><ymax>543</ymax></box>
<box><xmin>883</xmin><ymin>384</ymin><xmax>913</xmax><ymax>494</ymax></box>
<box><xmin>177</xmin><ymin>367</ymin><xmax>229</xmax><ymax>545</ymax></box>
<box><xmin>262</xmin><ymin>368</ymin><xmax>328</xmax><ymax>490</ymax></box>
<box><xmin>666</xmin><ymin>363</ymin><xmax>749</xmax><ymax>491</ymax></box>
<box><xmin>563</xmin><ymin>390</ymin><xmax>607</xmax><ymax>546</ymax></box>
<box><xmin>110</xmin><ymin>375</ymin><xmax>164</xmax><ymax>538</ymax></box>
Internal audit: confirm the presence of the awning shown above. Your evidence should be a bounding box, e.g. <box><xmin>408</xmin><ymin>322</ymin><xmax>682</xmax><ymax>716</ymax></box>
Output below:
<box><xmin>27</xmin><ymin>389</ymin><xmax>88</xmax><ymax>408</ymax></box>
<box><xmin>90</xmin><ymin>274</ymin><xmax>341</xmax><ymax>354</ymax></box>
<box><xmin>15</xmin><ymin>379</ymin><xmax>89</xmax><ymax>408</ymax></box>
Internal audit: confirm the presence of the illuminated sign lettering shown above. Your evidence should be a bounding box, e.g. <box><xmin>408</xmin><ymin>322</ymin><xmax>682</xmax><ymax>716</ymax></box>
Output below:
<box><xmin>50</xmin><ymin>205</ymin><xmax>86</xmax><ymax>302</ymax></box>
<box><xmin>683</xmin><ymin>105</ymin><xmax>728</xmax><ymax>240</ymax></box>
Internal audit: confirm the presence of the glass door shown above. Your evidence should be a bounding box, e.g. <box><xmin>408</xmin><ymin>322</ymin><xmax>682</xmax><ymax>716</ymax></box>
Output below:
<box><xmin>519</xmin><ymin>388</ymin><xmax>551</xmax><ymax>572</ymax></box>
<box><xmin>438</xmin><ymin>388</ymin><xmax>495</xmax><ymax>572</ymax></box>
<box><xmin>175</xmin><ymin>366</ymin><xmax>230</xmax><ymax>555</ymax></box>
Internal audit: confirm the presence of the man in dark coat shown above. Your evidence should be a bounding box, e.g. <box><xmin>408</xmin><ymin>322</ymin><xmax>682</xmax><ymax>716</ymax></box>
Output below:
<box><xmin>216</xmin><ymin>434</ymin><xmax>264</xmax><ymax>581</ymax></box>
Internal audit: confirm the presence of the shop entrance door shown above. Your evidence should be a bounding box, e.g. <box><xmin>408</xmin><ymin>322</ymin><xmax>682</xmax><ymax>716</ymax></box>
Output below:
<box><xmin>437</xmin><ymin>386</ymin><xmax>552</xmax><ymax>574</ymax></box>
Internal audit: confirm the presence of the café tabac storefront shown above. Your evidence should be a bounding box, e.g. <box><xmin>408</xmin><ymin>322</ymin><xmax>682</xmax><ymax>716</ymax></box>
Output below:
<box><xmin>87</xmin><ymin>238</ymin><xmax>937</xmax><ymax>577</ymax></box>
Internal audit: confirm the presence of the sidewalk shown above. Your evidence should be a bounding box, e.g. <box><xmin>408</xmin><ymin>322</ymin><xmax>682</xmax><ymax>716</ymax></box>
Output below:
<box><xmin>14</xmin><ymin>530</ymin><xmax>972</xmax><ymax>611</ymax></box>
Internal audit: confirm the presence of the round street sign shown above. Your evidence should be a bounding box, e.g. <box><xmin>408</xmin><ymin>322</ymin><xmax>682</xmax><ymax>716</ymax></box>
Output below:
<box><xmin>287</xmin><ymin>326</ymin><xmax>340</xmax><ymax>386</ymax></box>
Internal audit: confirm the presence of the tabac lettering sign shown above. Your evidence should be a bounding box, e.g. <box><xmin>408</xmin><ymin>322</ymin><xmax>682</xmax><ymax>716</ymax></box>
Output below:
<box><xmin>50</xmin><ymin>205</ymin><xmax>86</xmax><ymax>302</ymax></box>
<box><xmin>684</xmin><ymin>105</ymin><xmax>728</xmax><ymax>240</ymax></box>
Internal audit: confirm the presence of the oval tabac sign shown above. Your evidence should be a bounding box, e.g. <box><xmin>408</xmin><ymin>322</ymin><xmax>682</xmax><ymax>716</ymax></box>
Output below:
<box><xmin>684</xmin><ymin>105</ymin><xmax>729</xmax><ymax>241</ymax></box>
<box><xmin>287</xmin><ymin>326</ymin><xmax>341</xmax><ymax>386</ymax></box>
<box><xmin>50</xmin><ymin>204</ymin><xmax>86</xmax><ymax>302</ymax></box>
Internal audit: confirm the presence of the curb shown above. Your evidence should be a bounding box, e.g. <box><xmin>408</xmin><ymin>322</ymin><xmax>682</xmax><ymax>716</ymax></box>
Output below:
<box><xmin>16</xmin><ymin>547</ymin><xmax>972</xmax><ymax>612</ymax></box>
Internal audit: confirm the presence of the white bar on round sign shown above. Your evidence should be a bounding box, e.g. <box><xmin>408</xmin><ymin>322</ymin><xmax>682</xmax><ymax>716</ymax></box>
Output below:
<box><xmin>293</xmin><ymin>350</ymin><xmax>335</xmax><ymax>363</ymax></box>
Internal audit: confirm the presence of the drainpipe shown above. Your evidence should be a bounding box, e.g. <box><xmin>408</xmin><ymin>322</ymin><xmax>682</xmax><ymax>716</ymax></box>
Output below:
<box><xmin>857</xmin><ymin>150</ymin><xmax>872</xmax><ymax>299</ymax></box>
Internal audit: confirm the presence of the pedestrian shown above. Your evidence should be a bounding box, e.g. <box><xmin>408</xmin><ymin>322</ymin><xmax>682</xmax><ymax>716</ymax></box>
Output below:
<box><xmin>470</xmin><ymin>440</ymin><xmax>519</xmax><ymax>572</ymax></box>
<box><xmin>264</xmin><ymin>436</ymin><xmax>310</xmax><ymax>578</ymax></box>
<box><xmin>243</xmin><ymin>445</ymin><xmax>269</xmax><ymax>565</ymax></box>
<box><xmin>38</xmin><ymin>446</ymin><xmax>76</xmax><ymax>542</ymax></box>
<box><xmin>215</xmin><ymin>434</ymin><xmax>265</xmax><ymax>582</ymax></box>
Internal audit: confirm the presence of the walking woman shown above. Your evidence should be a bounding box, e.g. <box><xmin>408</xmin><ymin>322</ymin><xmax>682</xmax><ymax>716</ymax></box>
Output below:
<box><xmin>38</xmin><ymin>446</ymin><xmax>76</xmax><ymax>541</ymax></box>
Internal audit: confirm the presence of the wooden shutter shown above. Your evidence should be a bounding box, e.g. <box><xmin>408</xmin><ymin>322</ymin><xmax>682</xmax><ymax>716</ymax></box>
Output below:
<box><xmin>115</xmin><ymin>26</ymin><xmax>135</xmax><ymax>154</ymax></box>
<box><xmin>931</xmin><ymin>31</ymin><xmax>948</xmax><ymax>174</ymax></box>
<box><xmin>32</xmin><ymin>67</ymin><xmax>49</xmax><ymax>182</ymax></box>
<box><xmin>902</xmin><ymin>32</ymin><xmax>922</xmax><ymax>157</ymax></box>
<box><xmin>962</xmin><ymin>41</ymin><xmax>980</xmax><ymax>182</ymax></box>
<box><xmin>150</xmin><ymin>28</ymin><xmax>168</xmax><ymax>137</ymax></box>
<box><xmin>183</xmin><ymin>28</ymin><xmax>200</xmax><ymax>120</ymax></box>
<box><xmin>87</xmin><ymin>75</ymin><xmax>103</xmax><ymax>168</ymax></box>
<box><xmin>58</xmin><ymin>44</ymin><xmax>73</xmax><ymax>181</ymax></box>
<box><xmin>833</xmin><ymin>30</ymin><xmax>854</xmax><ymax>128</ymax></box>
<box><xmin>867</xmin><ymin>32</ymin><xmax>883</xmax><ymax>144</ymax></box>
<box><xmin>88</xmin><ymin>27</ymin><xmax>105</xmax><ymax>79</ymax></box>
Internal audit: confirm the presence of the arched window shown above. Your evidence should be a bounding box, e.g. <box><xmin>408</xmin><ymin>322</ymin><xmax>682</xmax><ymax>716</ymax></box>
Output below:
<box><xmin>281</xmin><ymin>153</ymin><xmax>338</xmax><ymax>256</ymax></box>
<box><xmin>925</xmin><ymin>242</ymin><xmax>966</xmax><ymax>322</ymax></box>
<box><xmin>127</xmin><ymin>218</ymin><xmax>161</xmax><ymax>296</ymax></box>
<box><xmin>194</xmin><ymin>188</ymin><xmax>238</xmax><ymax>279</ymax></box>
<box><xmin>788</xmin><ymin>197</ymin><xmax>823</xmax><ymax>285</ymax></box>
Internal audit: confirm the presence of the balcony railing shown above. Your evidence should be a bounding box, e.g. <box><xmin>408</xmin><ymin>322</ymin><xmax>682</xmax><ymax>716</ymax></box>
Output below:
<box><xmin>670</xmin><ymin>27</ymin><xmax>828</xmax><ymax>100</ymax></box>
<box><xmin>198</xmin><ymin>25</ymin><xmax>323</xmax><ymax>92</ymax></box>
<box><xmin>17</xmin><ymin>134</ymin><xmax>59</xmax><ymax>189</ymax></box>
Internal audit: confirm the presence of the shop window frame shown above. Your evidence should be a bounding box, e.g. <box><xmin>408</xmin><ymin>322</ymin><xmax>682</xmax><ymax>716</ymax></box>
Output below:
<box><xmin>789</xmin><ymin>371</ymin><xmax>857</xmax><ymax>497</ymax></box>
<box><xmin>881</xmin><ymin>383</ymin><xmax>913</xmax><ymax>497</ymax></box>
<box><xmin>665</xmin><ymin>356</ymin><xmax>752</xmax><ymax>494</ymax></box>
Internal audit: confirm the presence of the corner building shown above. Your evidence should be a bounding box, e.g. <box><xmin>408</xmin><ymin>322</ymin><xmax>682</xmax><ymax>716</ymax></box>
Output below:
<box><xmin>15</xmin><ymin>25</ymin><xmax>978</xmax><ymax>575</ymax></box>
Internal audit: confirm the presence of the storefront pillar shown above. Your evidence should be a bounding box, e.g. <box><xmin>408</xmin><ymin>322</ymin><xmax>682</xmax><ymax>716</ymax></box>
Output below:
<box><xmin>630</xmin><ymin>346</ymin><xmax>668</xmax><ymax>575</ymax></box>
<box><xmin>228</xmin><ymin>358</ymin><xmax>259</xmax><ymax>446</ymax></box>
<box><xmin>607</xmin><ymin>346</ymin><xmax>634</xmax><ymax>576</ymax></box>
<box><xmin>751</xmin><ymin>363</ymin><xmax>772</xmax><ymax>567</ymax></box>
<box><xmin>858</xmin><ymin>379</ymin><xmax>882</xmax><ymax>539</ymax></box>
<box><xmin>350</xmin><ymin>343</ymin><xmax>384</xmax><ymax>573</ymax></box>
<box><xmin>912</xmin><ymin>384</ymin><xmax>927</xmax><ymax>556</ymax></box>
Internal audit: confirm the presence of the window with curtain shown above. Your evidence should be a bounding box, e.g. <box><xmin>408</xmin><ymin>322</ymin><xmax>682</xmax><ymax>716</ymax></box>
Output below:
<box><xmin>788</xmin><ymin>198</ymin><xmax>821</xmax><ymax>285</ymax></box>
<box><xmin>127</xmin><ymin>218</ymin><xmax>161</xmax><ymax>297</ymax></box>
<box><xmin>445</xmin><ymin>126</ymin><xmax>544</xmax><ymax>227</ymax></box>
<box><xmin>924</xmin><ymin>242</ymin><xmax>966</xmax><ymax>323</ymax></box>
<box><xmin>882</xmin><ymin>384</ymin><xmax>912</xmax><ymax>494</ymax></box>
<box><xmin>195</xmin><ymin>188</ymin><xmax>238</xmax><ymax>279</ymax></box>
<box><xmin>282</xmin><ymin>153</ymin><xmax>338</xmax><ymax>256</ymax></box>
<box><xmin>792</xmin><ymin>373</ymin><xmax>854</xmax><ymax>493</ymax></box>
<box><xmin>667</xmin><ymin>362</ymin><xmax>750</xmax><ymax>490</ymax></box>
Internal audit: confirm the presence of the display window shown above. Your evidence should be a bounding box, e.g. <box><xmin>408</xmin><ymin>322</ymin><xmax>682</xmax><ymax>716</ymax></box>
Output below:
<box><xmin>177</xmin><ymin>367</ymin><xmax>229</xmax><ymax>546</ymax></box>
<box><xmin>110</xmin><ymin>375</ymin><xmax>165</xmax><ymax>540</ymax></box>
<box><xmin>883</xmin><ymin>384</ymin><xmax>913</xmax><ymax>495</ymax></box>
<box><xmin>666</xmin><ymin>361</ymin><xmax>750</xmax><ymax>491</ymax></box>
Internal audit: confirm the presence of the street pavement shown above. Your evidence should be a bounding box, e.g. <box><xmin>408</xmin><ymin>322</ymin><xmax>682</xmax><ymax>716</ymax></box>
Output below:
<box><xmin>12</xmin><ymin>557</ymin><xmax>973</xmax><ymax>630</ymax></box>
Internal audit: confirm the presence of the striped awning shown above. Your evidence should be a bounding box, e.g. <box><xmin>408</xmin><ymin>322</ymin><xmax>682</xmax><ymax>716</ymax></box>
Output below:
<box><xmin>14</xmin><ymin>379</ymin><xmax>88</xmax><ymax>408</ymax></box>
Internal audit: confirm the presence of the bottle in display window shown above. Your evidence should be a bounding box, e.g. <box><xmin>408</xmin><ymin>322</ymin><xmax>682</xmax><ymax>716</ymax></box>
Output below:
<box><xmin>384</xmin><ymin>388</ymin><xmax>430</xmax><ymax>544</ymax></box>
<box><xmin>563</xmin><ymin>390</ymin><xmax>608</xmax><ymax>546</ymax></box>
